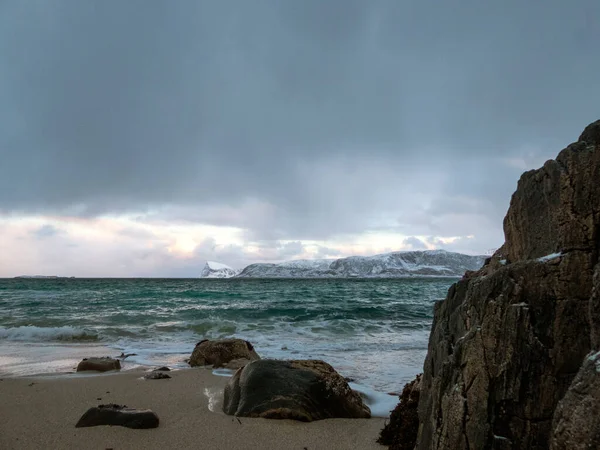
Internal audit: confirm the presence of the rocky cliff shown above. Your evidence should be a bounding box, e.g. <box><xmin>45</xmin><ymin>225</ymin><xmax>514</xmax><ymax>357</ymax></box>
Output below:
<box><xmin>411</xmin><ymin>120</ymin><xmax>600</xmax><ymax>450</ymax></box>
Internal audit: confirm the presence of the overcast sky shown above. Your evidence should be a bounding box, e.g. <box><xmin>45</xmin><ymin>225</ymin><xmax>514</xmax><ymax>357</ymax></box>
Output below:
<box><xmin>0</xmin><ymin>0</ymin><xmax>598</xmax><ymax>277</ymax></box>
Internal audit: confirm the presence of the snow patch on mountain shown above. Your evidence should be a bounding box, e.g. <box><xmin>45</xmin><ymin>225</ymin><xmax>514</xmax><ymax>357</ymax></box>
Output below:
<box><xmin>276</xmin><ymin>259</ymin><xmax>333</xmax><ymax>270</ymax></box>
<box><xmin>236</xmin><ymin>250</ymin><xmax>486</xmax><ymax>278</ymax></box>
<box><xmin>199</xmin><ymin>261</ymin><xmax>239</xmax><ymax>278</ymax></box>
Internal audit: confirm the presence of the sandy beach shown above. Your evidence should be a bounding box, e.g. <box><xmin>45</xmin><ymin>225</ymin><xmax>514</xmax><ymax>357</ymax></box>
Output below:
<box><xmin>0</xmin><ymin>368</ymin><xmax>386</xmax><ymax>450</ymax></box>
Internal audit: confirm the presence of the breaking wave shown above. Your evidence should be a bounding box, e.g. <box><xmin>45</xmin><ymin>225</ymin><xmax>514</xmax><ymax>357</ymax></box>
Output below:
<box><xmin>0</xmin><ymin>325</ymin><xmax>100</xmax><ymax>342</ymax></box>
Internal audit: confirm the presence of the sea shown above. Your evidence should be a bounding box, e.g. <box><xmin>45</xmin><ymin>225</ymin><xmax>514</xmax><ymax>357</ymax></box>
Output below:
<box><xmin>0</xmin><ymin>277</ymin><xmax>454</xmax><ymax>416</ymax></box>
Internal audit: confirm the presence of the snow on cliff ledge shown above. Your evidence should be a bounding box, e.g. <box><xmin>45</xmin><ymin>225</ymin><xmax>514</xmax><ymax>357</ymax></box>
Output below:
<box><xmin>199</xmin><ymin>261</ymin><xmax>239</xmax><ymax>278</ymax></box>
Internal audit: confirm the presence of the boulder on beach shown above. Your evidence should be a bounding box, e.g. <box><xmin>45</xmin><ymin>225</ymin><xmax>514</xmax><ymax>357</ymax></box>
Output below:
<box><xmin>222</xmin><ymin>359</ymin><xmax>371</xmax><ymax>421</ymax></box>
<box><xmin>76</xmin><ymin>357</ymin><xmax>121</xmax><ymax>372</ymax></box>
<box><xmin>409</xmin><ymin>120</ymin><xmax>600</xmax><ymax>450</ymax></box>
<box><xmin>75</xmin><ymin>404</ymin><xmax>159</xmax><ymax>429</ymax></box>
<box><xmin>143</xmin><ymin>371</ymin><xmax>171</xmax><ymax>380</ymax></box>
<box><xmin>189</xmin><ymin>338</ymin><xmax>260</xmax><ymax>368</ymax></box>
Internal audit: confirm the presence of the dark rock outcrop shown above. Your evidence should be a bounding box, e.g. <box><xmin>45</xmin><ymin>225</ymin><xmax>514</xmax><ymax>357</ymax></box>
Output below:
<box><xmin>412</xmin><ymin>120</ymin><xmax>600</xmax><ymax>450</ymax></box>
<box><xmin>189</xmin><ymin>339</ymin><xmax>260</xmax><ymax>368</ymax></box>
<box><xmin>76</xmin><ymin>357</ymin><xmax>121</xmax><ymax>372</ymax></box>
<box><xmin>75</xmin><ymin>404</ymin><xmax>159</xmax><ymax>429</ymax></box>
<box><xmin>378</xmin><ymin>375</ymin><xmax>421</xmax><ymax>450</ymax></box>
<box><xmin>222</xmin><ymin>359</ymin><xmax>371</xmax><ymax>421</ymax></box>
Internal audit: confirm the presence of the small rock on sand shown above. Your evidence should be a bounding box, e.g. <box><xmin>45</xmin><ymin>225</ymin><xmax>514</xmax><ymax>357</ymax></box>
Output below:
<box><xmin>75</xmin><ymin>404</ymin><xmax>159</xmax><ymax>429</ymax></box>
<box><xmin>76</xmin><ymin>357</ymin><xmax>121</xmax><ymax>372</ymax></box>
<box><xmin>143</xmin><ymin>372</ymin><xmax>171</xmax><ymax>380</ymax></box>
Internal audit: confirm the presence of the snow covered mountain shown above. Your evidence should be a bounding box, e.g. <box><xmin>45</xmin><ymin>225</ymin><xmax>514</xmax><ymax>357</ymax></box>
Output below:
<box><xmin>236</xmin><ymin>250</ymin><xmax>486</xmax><ymax>278</ymax></box>
<box><xmin>236</xmin><ymin>259</ymin><xmax>335</xmax><ymax>278</ymax></box>
<box><xmin>199</xmin><ymin>261</ymin><xmax>240</xmax><ymax>278</ymax></box>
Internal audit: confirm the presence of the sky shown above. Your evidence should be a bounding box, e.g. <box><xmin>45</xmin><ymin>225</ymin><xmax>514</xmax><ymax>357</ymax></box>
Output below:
<box><xmin>0</xmin><ymin>1</ymin><xmax>598</xmax><ymax>277</ymax></box>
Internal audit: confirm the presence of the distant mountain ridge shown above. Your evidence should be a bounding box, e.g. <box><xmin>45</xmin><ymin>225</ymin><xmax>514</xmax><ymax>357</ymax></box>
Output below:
<box><xmin>233</xmin><ymin>250</ymin><xmax>486</xmax><ymax>278</ymax></box>
<box><xmin>14</xmin><ymin>275</ymin><xmax>74</xmax><ymax>279</ymax></box>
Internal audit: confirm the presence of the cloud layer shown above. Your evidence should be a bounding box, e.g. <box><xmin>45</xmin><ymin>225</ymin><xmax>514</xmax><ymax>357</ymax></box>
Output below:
<box><xmin>0</xmin><ymin>1</ymin><xmax>598</xmax><ymax>275</ymax></box>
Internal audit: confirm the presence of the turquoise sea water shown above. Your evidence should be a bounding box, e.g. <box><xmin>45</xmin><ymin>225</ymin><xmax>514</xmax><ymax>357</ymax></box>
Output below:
<box><xmin>0</xmin><ymin>278</ymin><xmax>453</xmax><ymax>395</ymax></box>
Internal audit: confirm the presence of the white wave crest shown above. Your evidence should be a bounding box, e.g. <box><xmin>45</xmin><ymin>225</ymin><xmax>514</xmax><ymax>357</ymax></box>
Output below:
<box><xmin>0</xmin><ymin>325</ymin><xmax>99</xmax><ymax>342</ymax></box>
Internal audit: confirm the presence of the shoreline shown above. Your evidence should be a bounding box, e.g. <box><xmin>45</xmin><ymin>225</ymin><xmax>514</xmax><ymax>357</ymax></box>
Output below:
<box><xmin>0</xmin><ymin>367</ymin><xmax>386</xmax><ymax>450</ymax></box>
<box><xmin>0</xmin><ymin>340</ymin><xmax>419</xmax><ymax>411</ymax></box>
<box><xmin>0</xmin><ymin>355</ymin><xmax>400</xmax><ymax>419</ymax></box>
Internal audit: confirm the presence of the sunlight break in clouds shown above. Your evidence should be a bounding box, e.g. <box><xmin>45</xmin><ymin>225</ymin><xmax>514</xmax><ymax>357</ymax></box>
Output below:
<box><xmin>0</xmin><ymin>214</ymin><xmax>486</xmax><ymax>277</ymax></box>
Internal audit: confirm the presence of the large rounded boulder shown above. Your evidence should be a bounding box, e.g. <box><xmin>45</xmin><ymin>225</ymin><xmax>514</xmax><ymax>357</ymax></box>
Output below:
<box><xmin>189</xmin><ymin>338</ymin><xmax>260</xmax><ymax>368</ymax></box>
<box><xmin>223</xmin><ymin>359</ymin><xmax>371</xmax><ymax>421</ymax></box>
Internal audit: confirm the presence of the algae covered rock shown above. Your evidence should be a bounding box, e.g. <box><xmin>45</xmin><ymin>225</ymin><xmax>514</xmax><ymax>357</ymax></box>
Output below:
<box><xmin>378</xmin><ymin>375</ymin><xmax>421</xmax><ymax>450</ymax></box>
<box><xmin>223</xmin><ymin>359</ymin><xmax>370</xmax><ymax>421</ymax></box>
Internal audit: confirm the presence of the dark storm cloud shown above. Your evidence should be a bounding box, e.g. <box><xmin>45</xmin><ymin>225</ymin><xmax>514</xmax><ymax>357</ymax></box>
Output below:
<box><xmin>1</xmin><ymin>0</ymin><xmax>598</xmax><ymax>243</ymax></box>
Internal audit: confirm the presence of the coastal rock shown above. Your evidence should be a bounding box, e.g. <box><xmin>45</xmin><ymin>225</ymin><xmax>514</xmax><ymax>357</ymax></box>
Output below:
<box><xmin>551</xmin><ymin>351</ymin><xmax>600</xmax><ymax>449</ymax></box>
<box><xmin>75</xmin><ymin>404</ymin><xmax>159</xmax><ymax>429</ymax></box>
<box><xmin>76</xmin><ymin>357</ymin><xmax>121</xmax><ymax>372</ymax></box>
<box><xmin>143</xmin><ymin>371</ymin><xmax>171</xmax><ymax>380</ymax></box>
<box><xmin>222</xmin><ymin>359</ymin><xmax>371</xmax><ymax>421</ymax></box>
<box><xmin>378</xmin><ymin>375</ymin><xmax>421</xmax><ymax>450</ymax></box>
<box><xmin>189</xmin><ymin>339</ymin><xmax>260</xmax><ymax>368</ymax></box>
<box><xmin>412</xmin><ymin>120</ymin><xmax>600</xmax><ymax>450</ymax></box>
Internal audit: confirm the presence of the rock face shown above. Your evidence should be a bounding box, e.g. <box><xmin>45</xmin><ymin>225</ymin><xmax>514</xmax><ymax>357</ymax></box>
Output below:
<box><xmin>378</xmin><ymin>375</ymin><xmax>421</xmax><ymax>450</ymax></box>
<box><xmin>75</xmin><ymin>404</ymin><xmax>159</xmax><ymax>429</ymax></box>
<box><xmin>76</xmin><ymin>357</ymin><xmax>121</xmax><ymax>372</ymax></box>
<box><xmin>551</xmin><ymin>351</ymin><xmax>600</xmax><ymax>449</ymax></box>
<box><xmin>189</xmin><ymin>339</ymin><xmax>260</xmax><ymax>368</ymax></box>
<box><xmin>222</xmin><ymin>359</ymin><xmax>371</xmax><ymax>421</ymax></box>
<box><xmin>414</xmin><ymin>120</ymin><xmax>600</xmax><ymax>450</ymax></box>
